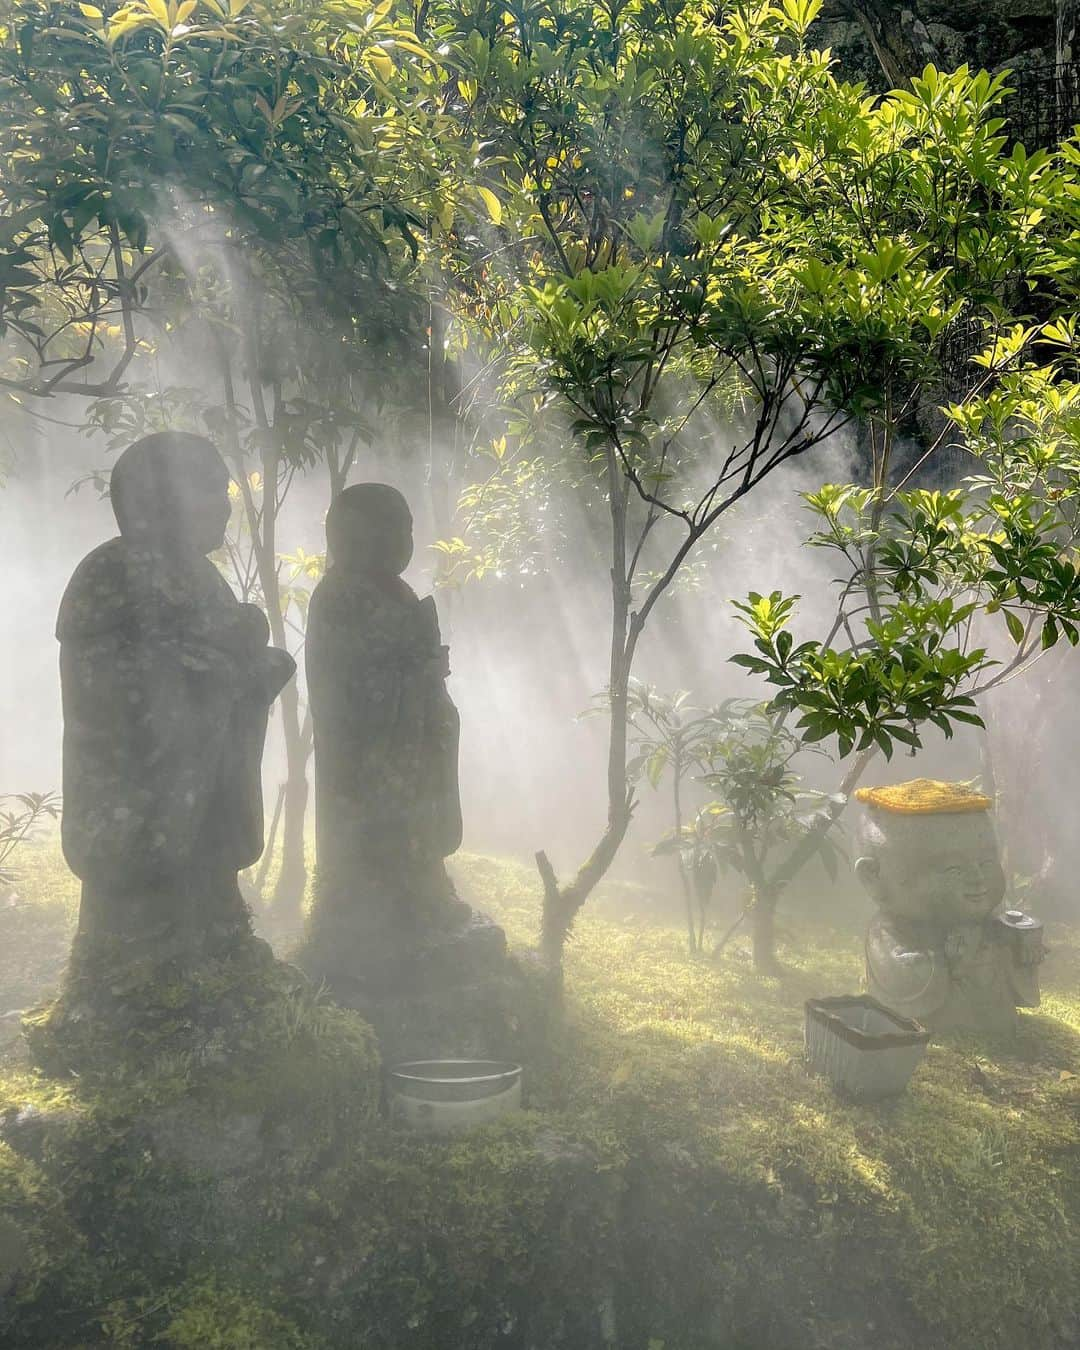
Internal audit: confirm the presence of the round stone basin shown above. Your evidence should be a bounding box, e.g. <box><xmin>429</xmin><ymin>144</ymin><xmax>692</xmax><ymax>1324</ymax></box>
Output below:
<box><xmin>387</xmin><ymin>1060</ymin><xmax>523</xmax><ymax>1134</ymax></box>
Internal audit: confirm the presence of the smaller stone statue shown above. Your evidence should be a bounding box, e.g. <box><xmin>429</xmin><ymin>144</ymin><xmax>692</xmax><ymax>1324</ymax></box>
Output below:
<box><xmin>854</xmin><ymin>779</ymin><xmax>1043</xmax><ymax>1034</ymax></box>
<box><xmin>56</xmin><ymin>432</ymin><xmax>295</xmax><ymax>1003</ymax></box>
<box><xmin>303</xmin><ymin>485</ymin><xmax>508</xmax><ymax>1053</ymax></box>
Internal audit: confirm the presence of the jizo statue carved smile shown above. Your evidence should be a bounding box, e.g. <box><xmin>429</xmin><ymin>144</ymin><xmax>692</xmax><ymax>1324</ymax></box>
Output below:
<box><xmin>853</xmin><ymin>780</ymin><xmax>1042</xmax><ymax>1034</ymax></box>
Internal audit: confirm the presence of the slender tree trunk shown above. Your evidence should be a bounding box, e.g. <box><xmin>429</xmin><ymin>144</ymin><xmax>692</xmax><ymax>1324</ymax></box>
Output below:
<box><xmin>254</xmin><ymin>381</ymin><xmax>310</xmax><ymax>915</ymax></box>
<box><xmin>737</xmin><ymin>826</ymin><xmax>783</xmax><ymax>974</ymax></box>
<box><xmin>228</xmin><ymin>331</ymin><xmax>310</xmax><ymax>917</ymax></box>
<box><xmin>750</xmin><ymin>890</ymin><xmax>781</xmax><ymax>975</ymax></box>
<box><xmin>538</xmin><ymin>447</ymin><xmax>635</xmax><ymax>975</ymax></box>
<box><xmin>712</xmin><ymin>903</ymin><xmax>747</xmax><ymax>960</ymax></box>
<box><xmin>273</xmin><ymin>706</ymin><xmax>311</xmax><ymax>913</ymax></box>
<box><xmin>672</xmin><ymin>766</ymin><xmax>698</xmax><ymax>954</ymax></box>
<box><xmin>694</xmin><ymin>858</ymin><xmax>715</xmax><ymax>951</ymax></box>
<box><xmin>254</xmin><ymin>783</ymin><xmax>286</xmax><ymax>894</ymax></box>
<box><xmin>762</xmin><ymin>749</ymin><xmax>876</xmax><ymax>898</ymax></box>
<box><xmin>214</xmin><ymin>326</ymin><xmax>312</xmax><ymax>918</ymax></box>
<box><xmin>844</xmin><ymin>1</ymin><xmax>941</xmax><ymax>89</ymax></box>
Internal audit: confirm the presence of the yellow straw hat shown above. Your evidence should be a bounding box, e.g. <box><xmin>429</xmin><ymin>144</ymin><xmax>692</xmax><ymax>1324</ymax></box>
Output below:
<box><xmin>853</xmin><ymin>778</ymin><xmax>991</xmax><ymax>815</ymax></box>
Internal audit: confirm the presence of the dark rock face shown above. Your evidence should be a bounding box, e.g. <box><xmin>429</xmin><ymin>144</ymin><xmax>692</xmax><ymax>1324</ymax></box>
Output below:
<box><xmin>53</xmin><ymin>432</ymin><xmax>295</xmax><ymax>1036</ymax></box>
<box><xmin>816</xmin><ymin>1</ymin><xmax>1054</xmax><ymax>91</ymax></box>
<box><xmin>300</xmin><ymin>484</ymin><xmax>518</xmax><ymax>1058</ymax></box>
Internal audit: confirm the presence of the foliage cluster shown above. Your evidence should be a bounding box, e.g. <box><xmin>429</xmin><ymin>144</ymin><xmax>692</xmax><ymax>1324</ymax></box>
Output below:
<box><xmin>733</xmin><ymin>336</ymin><xmax>1080</xmax><ymax>761</ymax></box>
<box><xmin>0</xmin><ymin>0</ymin><xmax>444</xmax><ymax>392</ymax></box>
<box><xmin>0</xmin><ymin>792</ymin><xmax>59</xmax><ymax>889</ymax></box>
<box><xmin>418</xmin><ymin>6</ymin><xmax>1080</xmax><ymax>963</ymax></box>
<box><xmin>620</xmin><ymin>685</ymin><xmax>840</xmax><ymax>958</ymax></box>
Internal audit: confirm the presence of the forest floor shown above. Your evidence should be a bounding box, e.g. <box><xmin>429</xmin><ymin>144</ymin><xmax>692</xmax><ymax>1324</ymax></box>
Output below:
<box><xmin>3</xmin><ymin>838</ymin><xmax>1080</xmax><ymax>1348</ymax></box>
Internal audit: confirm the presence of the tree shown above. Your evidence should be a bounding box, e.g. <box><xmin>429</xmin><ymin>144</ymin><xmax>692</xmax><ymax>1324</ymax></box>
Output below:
<box><xmin>434</xmin><ymin>0</ymin><xmax>1010</xmax><ymax>976</ymax></box>
<box><xmin>0</xmin><ymin>0</ymin><xmax>453</xmax><ymax>910</ymax></box>
<box><xmin>690</xmin><ymin>703</ymin><xmax>842</xmax><ymax>971</ymax></box>
<box><xmin>731</xmin><ymin>330</ymin><xmax>1080</xmax><ymax>967</ymax></box>
<box><xmin>698</xmin><ymin>52</ymin><xmax>1080</xmax><ymax>970</ymax></box>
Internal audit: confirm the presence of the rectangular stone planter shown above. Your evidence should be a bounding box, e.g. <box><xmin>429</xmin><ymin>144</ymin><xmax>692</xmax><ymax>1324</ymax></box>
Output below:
<box><xmin>805</xmin><ymin>996</ymin><xmax>929</xmax><ymax>1101</ymax></box>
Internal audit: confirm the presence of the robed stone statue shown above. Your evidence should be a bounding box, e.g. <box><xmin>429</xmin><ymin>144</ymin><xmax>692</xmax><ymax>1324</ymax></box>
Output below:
<box><xmin>302</xmin><ymin>485</ymin><xmax>509</xmax><ymax>1047</ymax></box>
<box><xmin>57</xmin><ymin>432</ymin><xmax>295</xmax><ymax>987</ymax></box>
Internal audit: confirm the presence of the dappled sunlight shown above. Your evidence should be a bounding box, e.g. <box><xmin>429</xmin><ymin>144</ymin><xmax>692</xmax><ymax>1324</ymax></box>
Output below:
<box><xmin>468</xmin><ymin>849</ymin><xmax>1080</xmax><ymax>1202</ymax></box>
<box><xmin>2</xmin><ymin>0</ymin><xmax>1080</xmax><ymax>1345</ymax></box>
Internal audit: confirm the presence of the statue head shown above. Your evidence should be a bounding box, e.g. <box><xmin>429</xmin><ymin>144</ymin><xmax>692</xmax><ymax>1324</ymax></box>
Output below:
<box><xmin>853</xmin><ymin>779</ymin><xmax>1005</xmax><ymax>926</ymax></box>
<box><xmin>325</xmin><ymin>483</ymin><xmax>413</xmax><ymax>579</ymax></box>
<box><xmin>111</xmin><ymin>432</ymin><xmax>231</xmax><ymax>560</ymax></box>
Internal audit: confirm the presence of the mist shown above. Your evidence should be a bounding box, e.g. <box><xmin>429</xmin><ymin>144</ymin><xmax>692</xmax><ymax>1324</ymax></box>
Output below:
<box><xmin>1</xmin><ymin>391</ymin><xmax>992</xmax><ymax>875</ymax></box>
<box><xmin>4</xmin><ymin>3</ymin><xmax>1080</xmax><ymax>1348</ymax></box>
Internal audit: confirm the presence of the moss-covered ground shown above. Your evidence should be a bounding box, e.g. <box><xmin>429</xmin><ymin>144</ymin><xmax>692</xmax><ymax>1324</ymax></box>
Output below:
<box><xmin>2</xmin><ymin>837</ymin><xmax>1080</xmax><ymax>1348</ymax></box>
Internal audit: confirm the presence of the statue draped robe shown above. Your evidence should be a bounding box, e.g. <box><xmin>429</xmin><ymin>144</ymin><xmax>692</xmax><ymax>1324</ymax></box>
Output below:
<box><xmin>57</xmin><ymin>537</ymin><xmax>291</xmax><ymax>962</ymax></box>
<box><xmin>306</xmin><ymin>568</ymin><xmax>463</xmax><ymax>975</ymax></box>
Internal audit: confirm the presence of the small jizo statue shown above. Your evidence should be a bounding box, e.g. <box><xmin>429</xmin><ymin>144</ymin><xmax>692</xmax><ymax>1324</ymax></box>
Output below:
<box><xmin>57</xmin><ymin>432</ymin><xmax>295</xmax><ymax>984</ymax></box>
<box><xmin>854</xmin><ymin>779</ymin><xmax>1043</xmax><ymax>1035</ymax></box>
<box><xmin>304</xmin><ymin>484</ymin><xmax>480</xmax><ymax>996</ymax></box>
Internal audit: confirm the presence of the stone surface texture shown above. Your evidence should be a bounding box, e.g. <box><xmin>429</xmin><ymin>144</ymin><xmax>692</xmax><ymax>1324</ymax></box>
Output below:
<box><xmin>815</xmin><ymin>2</ymin><xmax>1054</xmax><ymax>92</ymax></box>
<box><xmin>52</xmin><ymin>432</ymin><xmax>295</xmax><ymax>1042</ymax></box>
<box><xmin>301</xmin><ymin>484</ymin><xmax>518</xmax><ymax>1059</ymax></box>
<box><xmin>854</xmin><ymin>802</ymin><xmax>1042</xmax><ymax>1033</ymax></box>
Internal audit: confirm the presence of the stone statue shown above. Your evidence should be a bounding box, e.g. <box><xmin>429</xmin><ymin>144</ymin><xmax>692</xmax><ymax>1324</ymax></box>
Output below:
<box><xmin>303</xmin><ymin>485</ymin><xmax>508</xmax><ymax>1050</ymax></box>
<box><xmin>853</xmin><ymin>779</ymin><xmax>1043</xmax><ymax>1034</ymax></box>
<box><xmin>56</xmin><ymin>432</ymin><xmax>295</xmax><ymax>983</ymax></box>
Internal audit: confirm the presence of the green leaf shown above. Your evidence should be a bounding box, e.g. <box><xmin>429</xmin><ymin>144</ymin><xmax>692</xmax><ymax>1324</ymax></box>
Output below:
<box><xmin>476</xmin><ymin>186</ymin><xmax>502</xmax><ymax>225</ymax></box>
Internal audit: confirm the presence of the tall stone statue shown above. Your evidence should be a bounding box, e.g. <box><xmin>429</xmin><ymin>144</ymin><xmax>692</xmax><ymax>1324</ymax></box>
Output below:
<box><xmin>56</xmin><ymin>432</ymin><xmax>295</xmax><ymax>989</ymax></box>
<box><xmin>854</xmin><ymin>779</ymin><xmax>1043</xmax><ymax>1035</ymax></box>
<box><xmin>302</xmin><ymin>485</ymin><xmax>509</xmax><ymax>1051</ymax></box>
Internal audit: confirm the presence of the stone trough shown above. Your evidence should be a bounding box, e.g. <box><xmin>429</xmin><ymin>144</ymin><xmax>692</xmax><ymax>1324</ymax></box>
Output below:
<box><xmin>805</xmin><ymin>995</ymin><xmax>929</xmax><ymax>1101</ymax></box>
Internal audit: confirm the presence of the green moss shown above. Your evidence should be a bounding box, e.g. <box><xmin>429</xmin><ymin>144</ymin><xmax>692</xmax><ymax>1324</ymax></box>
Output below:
<box><xmin>0</xmin><ymin>836</ymin><xmax>78</xmax><ymax>1023</ymax></box>
<box><xmin>158</xmin><ymin>1278</ymin><xmax>316</xmax><ymax>1350</ymax></box>
<box><xmin>454</xmin><ymin>852</ymin><xmax>1080</xmax><ymax>1349</ymax></box>
<box><xmin>2</xmin><ymin>839</ymin><xmax>1080</xmax><ymax>1348</ymax></box>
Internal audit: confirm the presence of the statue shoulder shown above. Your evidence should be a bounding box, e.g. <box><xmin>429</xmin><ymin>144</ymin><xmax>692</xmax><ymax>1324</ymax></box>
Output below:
<box><xmin>56</xmin><ymin>538</ymin><xmax>134</xmax><ymax>641</ymax></box>
<box><xmin>309</xmin><ymin>571</ymin><xmax>385</xmax><ymax>625</ymax></box>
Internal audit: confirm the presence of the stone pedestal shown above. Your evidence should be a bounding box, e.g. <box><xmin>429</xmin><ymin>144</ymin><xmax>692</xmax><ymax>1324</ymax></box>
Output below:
<box><xmin>298</xmin><ymin>895</ymin><xmax>526</xmax><ymax>1064</ymax></box>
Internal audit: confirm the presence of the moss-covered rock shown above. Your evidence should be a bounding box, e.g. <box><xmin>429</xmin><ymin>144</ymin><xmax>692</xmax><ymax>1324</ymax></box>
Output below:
<box><xmin>0</xmin><ymin>933</ymin><xmax>383</xmax><ymax>1348</ymax></box>
<box><xmin>0</xmin><ymin>1083</ymin><xmax>622</xmax><ymax>1348</ymax></box>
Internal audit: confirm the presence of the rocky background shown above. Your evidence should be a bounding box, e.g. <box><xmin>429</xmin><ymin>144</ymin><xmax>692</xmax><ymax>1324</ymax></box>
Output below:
<box><xmin>814</xmin><ymin>2</ymin><xmax>1055</xmax><ymax>89</ymax></box>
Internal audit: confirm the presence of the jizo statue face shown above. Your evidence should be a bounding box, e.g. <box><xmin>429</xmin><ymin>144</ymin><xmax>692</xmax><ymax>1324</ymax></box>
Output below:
<box><xmin>326</xmin><ymin>484</ymin><xmax>414</xmax><ymax>578</ymax></box>
<box><xmin>111</xmin><ymin>432</ymin><xmax>231</xmax><ymax>559</ymax></box>
<box><xmin>854</xmin><ymin>810</ymin><xmax>1006</xmax><ymax>925</ymax></box>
